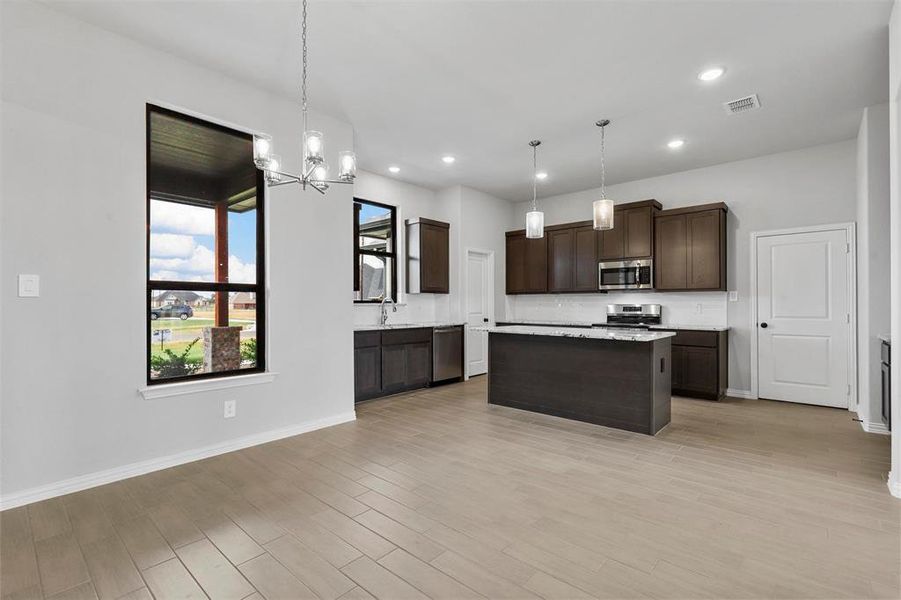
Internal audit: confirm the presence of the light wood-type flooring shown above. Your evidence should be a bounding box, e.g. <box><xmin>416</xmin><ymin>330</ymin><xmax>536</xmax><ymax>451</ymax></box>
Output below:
<box><xmin>2</xmin><ymin>377</ymin><xmax>898</xmax><ymax>600</ymax></box>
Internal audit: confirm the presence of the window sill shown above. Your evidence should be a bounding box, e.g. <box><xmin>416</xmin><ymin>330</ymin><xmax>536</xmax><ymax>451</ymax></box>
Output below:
<box><xmin>139</xmin><ymin>372</ymin><xmax>278</xmax><ymax>400</ymax></box>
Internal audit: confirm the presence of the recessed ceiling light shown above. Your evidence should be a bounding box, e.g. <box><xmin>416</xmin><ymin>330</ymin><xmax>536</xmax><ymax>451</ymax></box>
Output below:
<box><xmin>667</xmin><ymin>139</ymin><xmax>685</xmax><ymax>149</ymax></box>
<box><xmin>388</xmin><ymin>166</ymin><xmax>400</xmax><ymax>174</ymax></box>
<box><xmin>441</xmin><ymin>155</ymin><xmax>456</xmax><ymax>164</ymax></box>
<box><xmin>535</xmin><ymin>171</ymin><xmax>548</xmax><ymax>180</ymax></box>
<box><xmin>697</xmin><ymin>67</ymin><xmax>725</xmax><ymax>82</ymax></box>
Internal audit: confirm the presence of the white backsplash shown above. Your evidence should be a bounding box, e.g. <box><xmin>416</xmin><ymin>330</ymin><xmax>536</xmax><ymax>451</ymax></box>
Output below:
<box><xmin>353</xmin><ymin>292</ymin><xmax>454</xmax><ymax>327</ymax></box>
<box><xmin>506</xmin><ymin>291</ymin><xmax>728</xmax><ymax>327</ymax></box>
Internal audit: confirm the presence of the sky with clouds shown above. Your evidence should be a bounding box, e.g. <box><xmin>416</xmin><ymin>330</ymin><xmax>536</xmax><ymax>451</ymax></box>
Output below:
<box><xmin>150</xmin><ymin>200</ymin><xmax>257</xmax><ymax>284</ymax></box>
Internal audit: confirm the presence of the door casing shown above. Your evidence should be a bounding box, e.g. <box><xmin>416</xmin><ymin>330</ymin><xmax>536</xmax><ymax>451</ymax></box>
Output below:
<box><xmin>749</xmin><ymin>223</ymin><xmax>858</xmax><ymax>409</ymax></box>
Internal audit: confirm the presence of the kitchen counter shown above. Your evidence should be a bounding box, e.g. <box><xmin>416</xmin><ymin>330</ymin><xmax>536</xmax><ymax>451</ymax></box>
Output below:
<box><xmin>354</xmin><ymin>321</ymin><xmax>465</xmax><ymax>331</ymax></box>
<box><xmin>650</xmin><ymin>324</ymin><xmax>730</xmax><ymax>332</ymax></box>
<box><xmin>481</xmin><ymin>325</ymin><xmax>675</xmax><ymax>342</ymax></box>
<box><xmin>487</xmin><ymin>327</ymin><xmax>672</xmax><ymax>435</ymax></box>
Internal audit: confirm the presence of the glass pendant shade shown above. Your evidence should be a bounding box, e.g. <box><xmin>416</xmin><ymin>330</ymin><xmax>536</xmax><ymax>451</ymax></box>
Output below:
<box><xmin>303</xmin><ymin>130</ymin><xmax>324</xmax><ymax>164</ymax></box>
<box><xmin>525</xmin><ymin>210</ymin><xmax>545</xmax><ymax>239</ymax></box>
<box><xmin>253</xmin><ymin>134</ymin><xmax>272</xmax><ymax>167</ymax></box>
<box><xmin>264</xmin><ymin>154</ymin><xmax>282</xmax><ymax>184</ymax></box>
<box><xmin>338</xmin><ymin>151</ymin><xmax>357</xmax><ymax>181</ymax></box>
<box><xmin>311</xmin><ymin>163</ymin><xmax>330</xmax><ymax>190</ymax></box>
<box><xmin>593</xmin><ymin>198</ymin><xmax>615</xmax><ymax>231</ymax></box>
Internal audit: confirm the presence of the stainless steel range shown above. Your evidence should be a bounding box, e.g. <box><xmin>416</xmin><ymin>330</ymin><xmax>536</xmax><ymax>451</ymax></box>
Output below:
<box><xmin>593</xmin><ymin>304</ymin><xmax>662</xmax><ymax>329</ymax></box>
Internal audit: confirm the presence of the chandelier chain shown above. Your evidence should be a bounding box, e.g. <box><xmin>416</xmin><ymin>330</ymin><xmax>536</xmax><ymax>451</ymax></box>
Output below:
<box><xmin>600</xmin><ymin>123</ymin><xmax>607</xmax><ymax>199</ymax></box>
<box><xmin>532</xmin><ymin>144</ymin><xmax>538</xmax><ymax>211</ymax></box>
<box><xmin>301</xmin><ymin>0</ymin><xmax>308</xmax><ymax>131</ymax></box>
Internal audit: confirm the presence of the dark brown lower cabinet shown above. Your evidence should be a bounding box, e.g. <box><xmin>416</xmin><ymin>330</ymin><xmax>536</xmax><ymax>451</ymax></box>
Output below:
<box><xmin>355</xmin><ymin>328</ymin><xmax>432</xmax><ymax>402</ymax></box>
<box><xmin>668</xmin><ymin>329</ymin><xmax>728</xmax><ymax>400</ymax></box>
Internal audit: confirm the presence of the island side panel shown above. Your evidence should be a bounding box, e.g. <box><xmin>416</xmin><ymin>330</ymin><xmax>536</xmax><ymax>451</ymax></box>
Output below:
<box><xmin>649</xmin><ymin>337</ymin><xmax>673</xmax><ymax>434</ymax></box>
<box><xmin>488</xmin><ymin>332</ymin><xmax>656</xmax><ymax>434</ymax></box>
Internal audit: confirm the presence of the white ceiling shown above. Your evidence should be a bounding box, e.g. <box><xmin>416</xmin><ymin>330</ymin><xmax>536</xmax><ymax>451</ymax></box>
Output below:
<box><xmin>45</xmin><ymin>0</ymin><xmax>893</xmax><ymax>201</ymax></box>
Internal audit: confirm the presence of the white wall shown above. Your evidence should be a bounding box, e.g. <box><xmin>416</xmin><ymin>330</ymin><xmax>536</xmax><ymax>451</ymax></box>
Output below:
<box><xmin>0</xmin><ymin>2</ymin><xmax>355</xmax><ymax>505</ymax></box>
<box><xmin>856</xmin><ymin>104</ymin><xmax>891</xmax><ymax>431</ymax></box>
<box><xmin>511</xmin><ymin>140</ymin><xmax>858</xmax><ymax>395</ymax></box>
<box><xmin>352</xmin><ymin>174</ymin><xmax>514</xmax><ymax>326</ymax></box>
<box><xmin>352</xmin><ymin>171</ymin><xmax>454</xmax><ymax>325</ymax></box>
<box><xmin>888</xmin><ymin>0</ymin><xmax>901</xmax><ymax>498</ymax></box>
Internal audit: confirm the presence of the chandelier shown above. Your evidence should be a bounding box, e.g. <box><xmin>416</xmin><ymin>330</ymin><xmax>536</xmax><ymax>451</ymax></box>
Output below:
<box><xmin>252</xmin><ymin>0</ymin><xmax>356</xmax><ymax>193</ymax></box>
<box><xmin>592</xmin><ymin>119</ymin><xmax>614</xmax><ymax>230</ymax></box>
<box><xmin>525</xmin><ymin>140</ymin><xmax>545</xmax><ymax>239</ymax></box>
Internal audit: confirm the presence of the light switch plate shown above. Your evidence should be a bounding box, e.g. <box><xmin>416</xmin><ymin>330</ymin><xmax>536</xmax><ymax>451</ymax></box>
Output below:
<box><xmin>728</xmin><ymin>291</ymin><xmax>739</xmax><ymax>302</ymax></box>
<box><xmin>18</xmin><ymin>274</ymin><xmax>40</xmax><ymax>298</ymax></box>
<box><xmin>224</xmin><ymin>400</ymin><xmax>236</xmax><ymax>419</ymax></box>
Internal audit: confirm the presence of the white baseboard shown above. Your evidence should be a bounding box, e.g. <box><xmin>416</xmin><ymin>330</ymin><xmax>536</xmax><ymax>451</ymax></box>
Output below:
<box><xmin>888</xmin><ymin>471</ymin><xmax>901</xmax><ymax>499</ymax></box>
<box><xmin>0</xmin><ymin>411</ymin><xmax>356</xmax><ymax>511</ymax></box>
<box><xmin>726</xmin><ymin>388</ymin><xmax>756</xmax><ymax>399</ymax></box>
<box><xmin>860</xmin><ymin>420</ymin><xmax>891</xmax><ymax>435</ymax></box>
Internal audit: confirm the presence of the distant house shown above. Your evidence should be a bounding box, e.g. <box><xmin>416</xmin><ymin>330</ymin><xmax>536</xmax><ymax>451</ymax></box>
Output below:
<box><xmin>230</xmin><ymin>292</ymin><xmax>256</xmax><ymax>310</ymax></box>
<box><xmin>153</xmin><ymin>290</ymin><xmax>202</xmax><ymax>307</ymax></box>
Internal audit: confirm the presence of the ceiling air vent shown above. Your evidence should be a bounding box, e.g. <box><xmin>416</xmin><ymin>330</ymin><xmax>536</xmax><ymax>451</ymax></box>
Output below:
<box><xmin>723</xmin><ymin>94</ymin><xmax>761</xmax><ymax>115</ymax></box>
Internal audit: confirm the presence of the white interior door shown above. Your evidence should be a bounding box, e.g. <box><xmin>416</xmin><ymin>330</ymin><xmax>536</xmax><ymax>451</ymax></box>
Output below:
<box><xmin>466</xmin><ymin>250</ymin><xmax>493</xmax><ymax>377</ymax></box>
<box><xmin>757</xmin><ymin>229</ymin><xmax>851</xmax><ymax>407</ymax></box>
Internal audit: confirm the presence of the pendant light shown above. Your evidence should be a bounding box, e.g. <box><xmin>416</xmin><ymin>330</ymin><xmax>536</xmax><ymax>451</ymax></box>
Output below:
<box><xmin>592</xmin><ymin>119</ymin><xmax>615</xmax><ymax>231</ymax></box>
<box><xmin>525</xmin><ymin>140</ymin><xmax>545</xmax><ymax>239</ymax></box>
<box><xmin>252</xmin><ymin>0</ymin><xmax>356</xmax><ymax>193</ymax></box>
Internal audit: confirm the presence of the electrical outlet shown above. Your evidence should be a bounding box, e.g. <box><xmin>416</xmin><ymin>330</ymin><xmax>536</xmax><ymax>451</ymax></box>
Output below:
<box><xmin>224</xmin><ymin>400</ymin><xmax>236</xmax><ymax>419</ymax></box>
<box><xmin>728</xmin><ymin>291</ymin><xmax>739</xmax><ymax>302</ymax></box>
<box><xmin>695</xmin><ymin>303</ymin><xmax>703</xmax><ymax>314</ymax></box>
<box><xmin>17</xmin><ymin>274</ymin><xmax>40</xmax><ymax>297</ymax></box>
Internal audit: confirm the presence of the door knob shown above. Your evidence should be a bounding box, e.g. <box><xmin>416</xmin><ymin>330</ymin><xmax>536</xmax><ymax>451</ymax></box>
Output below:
<box><xmin>483</xmin><ymin>318</ymin><xmax>489</xmax><ymax>323</ymax></box>
<box><xmin>760</xmin><ymin>322</ymin><xmax>768</xmax><ymax>328</ymax></box>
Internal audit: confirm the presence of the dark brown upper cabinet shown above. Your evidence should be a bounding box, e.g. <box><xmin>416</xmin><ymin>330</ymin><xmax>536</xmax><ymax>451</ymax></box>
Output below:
<box><xmin>546</xmin><ymin>222</ymin><xmax>599</xmax><ymax>293</ymax></box>
<box><xmin>654</xmin><ymin>203</ymin><xmax>727</xmax><ymax>291</ymax></box>
<box><xmin>406</xmin><ymin>218</ymin><xmax>449</xmax><ymax>294</ymax></box>
<box><xmin>597</xmin><ymin>200</ymin><xmax>661</xmax><ymax>261</ymax></box>
<box><xmin>506</xmin><ymin>230</ymin><xmax>547</xmax><ymax>294</ymax></box>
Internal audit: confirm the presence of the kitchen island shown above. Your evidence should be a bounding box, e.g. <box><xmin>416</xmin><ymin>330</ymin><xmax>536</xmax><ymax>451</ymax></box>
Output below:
<box><xmin>485</xmin><ymin>326</ymin><xmax>675</xmax><ymax>435</ymax></box>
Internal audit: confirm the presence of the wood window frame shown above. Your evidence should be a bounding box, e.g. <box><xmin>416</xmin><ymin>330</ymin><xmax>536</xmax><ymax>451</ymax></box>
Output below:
<box><xmin>354</xmin><ymin>197</ymin><xmax>397</xmax><ymax>303</ymax></box>
<box><xmin>145</xmin><ymin>104</ymin><xmax>266</xmax><ymax>385</ymax></box>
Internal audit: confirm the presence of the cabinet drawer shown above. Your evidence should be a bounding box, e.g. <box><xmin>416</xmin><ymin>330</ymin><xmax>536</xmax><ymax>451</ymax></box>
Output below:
<box><xmin>882</xmin><ymin>341</ymin><xmax>891</xmax><ymax>366</ymax></box>
<box><xmin>354</xmin><ymin>330</ymin><xmax>381</xmax><ymax>348</ymax></box>
<box><xmin>382</xmin><ymin>328</ymin><xmax>432</xmax><ymax>346</ymax></box>
<box><xmin>671</xmin><ymin>330</ymin><xmax>718</xmax><ymax>348</ymax></box>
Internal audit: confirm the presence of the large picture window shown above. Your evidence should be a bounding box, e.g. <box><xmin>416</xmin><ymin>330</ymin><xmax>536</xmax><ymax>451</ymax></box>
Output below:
<box><xmin>146</xmin><ymin>105</ymin><xmax>265</xmax><ymax>383</ymax></box>
<box><xmin>354</xmin><ymin>198</ymin><xmax>397</xmax><ymax>302</ymax></box>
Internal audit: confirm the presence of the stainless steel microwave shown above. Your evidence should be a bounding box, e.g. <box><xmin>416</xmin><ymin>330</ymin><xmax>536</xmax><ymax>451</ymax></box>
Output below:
<box><xmin>598</xmin><ymin>259</ymin><xmax>653</xmax><ymax>290</ymax></box>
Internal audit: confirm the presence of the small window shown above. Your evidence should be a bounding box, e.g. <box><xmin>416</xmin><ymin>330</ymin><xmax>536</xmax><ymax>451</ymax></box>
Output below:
<box><xmin>354</xmin><ymin>198</ymin><xmax>396</xmax><ymax>302</ymax></box>
<box><xmin>146</xmin><ymin>105</ymin><xmax>265</xmax><ymax>384</ymax></box>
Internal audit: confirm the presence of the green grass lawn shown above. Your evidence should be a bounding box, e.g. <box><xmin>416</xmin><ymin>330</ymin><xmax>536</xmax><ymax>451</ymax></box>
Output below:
<box><xmin>150</xmin><ymin>336</ymin><xmax>257</xmax><ymax>372</ymax></box>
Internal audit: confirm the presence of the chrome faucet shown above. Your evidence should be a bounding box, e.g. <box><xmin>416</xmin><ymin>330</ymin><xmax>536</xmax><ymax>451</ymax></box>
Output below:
<box><xmin>380</xmin><ymin>296</ymin><xmax>396</xmax><ymax>326</ymax></box>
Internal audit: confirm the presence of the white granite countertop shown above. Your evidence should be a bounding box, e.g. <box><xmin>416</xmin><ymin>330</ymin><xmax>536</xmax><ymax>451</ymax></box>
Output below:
<box><xmin>479</xmin><ymin>325</ymin><xmax>676</xmax><ymax>342</ymax></box>
<box><xmin>649</xmin><ymin>325</ymin><xmax>730</xmax><ymax>332</ymax></box>
<box><xmin>878</xmin><ymin>334</ymin><xmax>891</xmax><ymax>344</ymax></box>
<box><xmin>354</xmin><ymin>322</ymin><xmax>465</xmax><ymax>331</ymax></box>
<box><xmin>496</xmin><ymin>320</ymin><xmax>729</xmax><ymax>332</ymax></box>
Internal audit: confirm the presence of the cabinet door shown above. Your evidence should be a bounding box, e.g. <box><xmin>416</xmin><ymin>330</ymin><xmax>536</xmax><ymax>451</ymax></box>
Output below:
<box><xmin>671</xmin><ymin>345</ymin><xmax>685</xmax><ymax>390</ymax></box>
<box><xmin>405</xmin><ymin>341</ymin><xmax>432</xmax><ymax>387</ymax></box>
<box><xmin>598</xmin><ymin>212</ymin><xmax>625</xmax><ymax>260</ymax></box>
<box><xmin>680</xmin><ymin>346</ymin><xmax>719</xmax><ymax>395</ymax></box>
<box><xmin>506</xmin><ymin>234</ymin><xmax>526</xmax><ymax>293</ymax></box>
<box><xmin>573</xmin><ymin>226</ymin><xmax>599</xmax><ymax>291</ymax></box>
<box><xmin>420</xmin><ymin>224</ymin><xmax>449</xmax><ymax>293</ymax></box>
<box><xmin>381</xmin><ymin>345</ymin><xmax>407</xmax><ymax>392</ymax></box>
<box><xmin>687</xmin><ymin>210</ymin><xmax>722</xmax><ymax>289</ymax></box>
<box><xmin>547</xmin><ymin>228</ymin><xmax>574</xmax><ymax>292</ymax></box>
<box><xmin>354</xmin><ymin>346</ymin><xmax>381</xmax><ymax>400</ymax></box>
<box><xmin>525</xmin><ymin>236</ymin><xmax>548</xmax><ymax>292</ymax></box>
<box><xmin>654</xmin><ymin>214</ymin><xmax>688</xmax><ymax>289</ymax></box>
<box><xmin>624</xmin><ymin>207</ymin><xmax>653</xmax><ymax>258</ymax></box>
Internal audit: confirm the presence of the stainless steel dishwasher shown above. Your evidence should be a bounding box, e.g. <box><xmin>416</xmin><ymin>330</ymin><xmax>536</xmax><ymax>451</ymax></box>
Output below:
<box><xmin>432</xmin><ymin>326</ymin><xmax>463</xmax><ymax>383</ymax></box>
